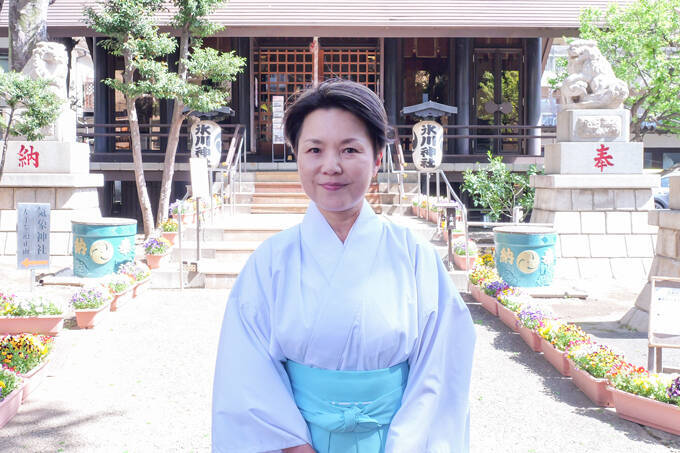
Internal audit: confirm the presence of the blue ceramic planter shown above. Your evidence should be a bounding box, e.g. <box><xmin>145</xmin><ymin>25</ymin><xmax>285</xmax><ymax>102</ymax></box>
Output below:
<box><xmin>493</xmin><ymin>226</ymin><xmax>557</xmax><ymax>287</ymax></box>
<box><xmin>72</xmin><ymin>218</ymin><xmax>137</xmax><ymax>278</ymax></box>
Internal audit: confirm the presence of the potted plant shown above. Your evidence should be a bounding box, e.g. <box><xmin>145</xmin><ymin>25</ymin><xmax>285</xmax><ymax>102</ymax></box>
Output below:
<box><xmin>496</xmin><ymin>290</ymin><xmax>525</xmax><ymax>332</ymax></box>
<box><xmin>452</xmin><ymin>238</ymin><xmax>478</xmax><ymax>270</ymax></box>
<box><xmin>0</xmin><ymin>292</ymin><xmax>64</xmax><ymax>336</ymax></box>
<box><xmin>0</xmin><ymin>333</ymin><xmax>53</xmax><ymax>402</ymax></box>
<box><xmin>169</xmin><ymin>199</ymin><xmax>194</xmax><ymax>224</ymax></box>
<box><xmin>538</xmin><ymin>322</ymin><xmax>590</xmax><ymax>377</ymax></box>
<box><xmin>118</xmin><ymin>261</ymin><xmax>152</xmax><ymax>297</ymax></box>
<box><xmin>478</xmin><ymin>280</ymin><xmax>509</xmax><ymax>316</ymax></box>
<box><xmin>143</xmin><ymin>237</ymin><xmax>172</xmax><ymax>269</ymax></box>
<box><xmin>104</xmin><ymin>273</ymin><xmax>135</xmax><ymax>311</ymax></box>
<box><xmin>160</xmin><ymin>218</ymin><xmax>179</xmax><ymax>245</ymax></box>
<box><xmin>567</xmin><ymin>341</ymin><xmax>619</xmax><ymax>407</ymax></box>
<box><xmin>468</xmin><ymin>264</ymin><xmax>499</xmax><ymax>303</ymax></box>
<box><xmin>70</xmin><ymin>285</ymin><xmax>112</xmax><ymax>329</ymax></box>
<box><xmin>516</xmin><ymin>306</ymin><xmax>547</xmax><ymax>352</ymax></box>
<box><xmin>607</xmin><ymin>365</ymin><xmax>680</xmax><ymax>435</ymax></box>
<box><xmin>461</xmin><ymin>151</ymin><xmax>540</xmax><ymax>223</ymax></box>
<box><xmin>0</xmin><ymin>368</ymin><xmax>22</xmax><ymax>428</ymax></box>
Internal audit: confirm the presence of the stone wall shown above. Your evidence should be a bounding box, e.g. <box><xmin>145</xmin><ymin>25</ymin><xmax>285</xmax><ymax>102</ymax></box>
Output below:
<box><xmin>530</xmin><ymin>174</ymin><xmax>658</xmax><ymax>282</ymax></box>
<box><xmin>0</xmin><ymin>173</ymin><xmax>103</xmax><ymax>256</ymax></box>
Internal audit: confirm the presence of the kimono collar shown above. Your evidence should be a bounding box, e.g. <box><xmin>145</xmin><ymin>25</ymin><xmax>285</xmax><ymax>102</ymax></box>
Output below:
<box><xmin>300</xmin><ymin>200</ymin><xmax>382</xmax><ymax>282</ymax></box>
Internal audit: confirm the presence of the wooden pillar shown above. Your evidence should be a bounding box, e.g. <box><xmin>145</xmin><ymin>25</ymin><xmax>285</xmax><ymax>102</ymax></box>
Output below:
<box><xmin>235</xmin><ymin>37</ymin><xmax>251</xmax><ymax>151</ymax></box>
<box><xmin>455</xmin><ymin>38</ymin><xmax>471</xmax><ymax>155</ymax></box>
<box><xmin>311</xmin><ymin>37</ymin><xmax>320</xmax><ymax>86</ymax></box>
<box><xmin>93</xmin><ymin>37</ymin><xmax>111</xmax><ymax>154</ymax></box>
<box><xmin>384</xmin><ymin>38</ymin><xmax>399</xmax><ymax>128</ymax></box>
<box><xmin>525</xmin><ymin>37</ymin><xmax>542</xmax><ymax>156</ymax></box>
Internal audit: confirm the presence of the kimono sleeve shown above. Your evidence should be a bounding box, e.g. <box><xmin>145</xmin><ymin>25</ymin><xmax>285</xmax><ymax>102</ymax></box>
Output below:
<box><xmin>212</xmin><ymin>248</ymin><xmax>311</xmax><ymax>453</ymax></box>
<box><xmin>385</xmin><ymin>242</ymin><xmax>476</xmax><ymax>453</ymax></box>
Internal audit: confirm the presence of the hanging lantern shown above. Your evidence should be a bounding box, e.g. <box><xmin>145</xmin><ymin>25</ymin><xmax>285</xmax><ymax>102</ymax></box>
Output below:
<box><xmin>411</xmin><ymin>120</ymin><xmax>443</xmax><ymax>171</ymax></box>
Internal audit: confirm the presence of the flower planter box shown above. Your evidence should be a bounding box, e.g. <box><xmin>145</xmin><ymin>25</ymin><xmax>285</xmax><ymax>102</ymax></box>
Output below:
<box><xmin>19</xmin><ymin>360</ymin><xmax>50</xmax><ymax>403</ymax></box>
<box><xmin>0</xmin><ymin>385</ymin><xmax>24</xmax><ymax>429</ymax></box>
<box><xmin>145</xmin><ymin>253</ymin><xmax>168</xmax><ymax>270</ymax></box>
<box><xmin>567</xmin><ymin>359</ymin><xmax>613</xmax><ymax>407</ymax></box>
<box><xmin>428</xmin><ymin>211</ymin><xmax>439</xmax><ymax>224</ymax></box>
<box><xmin>74</xmin><ymin>303</ymin><xmax>110</xmax><ymax>329</ymax></box>
<box><xmin>453</xmin><ymin>253</ymin><xmax>476</xmax><ymax>271</ymax></box>
<box><xmin>161</xmin><ymin>231</ymin><xmax>177</xmax><ymax>246</ymax></box>
<box><xmin>540</xmin><ymin>338</ymin><xmax>570</xmax><ymax>376</ymax></box>
<box><xmin>609</xmin><ymin>386</ymin><xmax>680</xmax><ymax>435</ymax></box>
<box><xmin>110</xmin><ymin>288</ymin><xmax>133</xmax><ymax>312</ymax></box>
<box><xmin>478</xmin><ymin>291</ymin><xmax>500</xmax><ymax>317</ymax></box>
<box><xmin>0</xmin><ymin>316</ymin><xmax>64</xmax><ymax>336</ymax></box>
<box><xmin>133</xmin><ymin>278</ymin><xmax>151</xmax><ymax>298</ymax></box>
<box><xmin>497</xmin><ymin>303</ymin><xmax>520</xmax><ymax>332</ymax></box>
<box><xmin>517</xmin><ymin>324</ymin><xmax>542</xmax><ymax>352</ymax></box>
<box><xmin>410</xmin><ymin>205</ymin><xmax>419</xmax><ymax>217</ymax></box>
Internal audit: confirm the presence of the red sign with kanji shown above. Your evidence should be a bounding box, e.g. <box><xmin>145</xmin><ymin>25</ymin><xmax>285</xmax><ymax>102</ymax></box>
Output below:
<box><xmin>593</xmin><ymin>144</ymin><xmax>614</xmax><ymax>173</ymax></box>
<box><xmin>17</xmin><ymin>144</ymin><xmax>39</xmax><ymax>168</ymax></box>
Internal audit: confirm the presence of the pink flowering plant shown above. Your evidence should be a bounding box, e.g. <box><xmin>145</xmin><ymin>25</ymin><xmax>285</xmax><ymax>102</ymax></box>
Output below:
<box><xmin>70</xmin><ymin>285</ymin><xmax>111</xmax><ymax>310</ymax></box>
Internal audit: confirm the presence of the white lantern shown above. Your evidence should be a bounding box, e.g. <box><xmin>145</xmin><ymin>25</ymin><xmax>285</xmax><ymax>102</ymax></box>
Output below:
<box><xmin>190</xmin><ymin>120</ymin><xmax>222</xmax><ymax>167</ymax></box>
<box><xmin>412</xmin><ymin>120</ymin><xmax>443</xmax><ymax>171</ymax></box>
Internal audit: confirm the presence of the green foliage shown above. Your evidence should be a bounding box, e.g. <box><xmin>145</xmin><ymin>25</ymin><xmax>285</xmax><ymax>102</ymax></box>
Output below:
<box><xmin>85</xmin><ymin>0</ymin><xmax>246</xmax><ymax>113</ymax></box>
<box><xmin>0</xmin><ymin>70</ymin><xmax>61</xmax><ymax>141</ymax></box>
<box><xmin>547</xmin><ymin>56</ymin><xmax>568</xmax><ymax>91</ymax></box>
<box><xmin>461</xmin><ymin>151</ymin><xmax>541</xmax><ymax>222</ymax></box>
<box><xmin>0</xmin><ymin>368</ymin><xmax>20</xmax><ymax>399</ymax></box>
<box><xmin>579</xmin><ymin>0</ymin><xmax>680</xmax><ymax>138</ymax></box>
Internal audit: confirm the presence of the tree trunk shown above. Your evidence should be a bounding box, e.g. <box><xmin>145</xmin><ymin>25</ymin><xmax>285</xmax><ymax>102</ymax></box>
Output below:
<box><xmin>8</xmin><ymin>0</ymin><xmax>49</xmax><ymax>71</ymax></box>
<box><xmin>123</xmin><ymin>53</ymin><xmax>155</xmax><ymax>237</ymax></box>
<box><xmin>157</xmin><ymin>30</ymin><xmax>190</xmax><ymax>227</ymax></box>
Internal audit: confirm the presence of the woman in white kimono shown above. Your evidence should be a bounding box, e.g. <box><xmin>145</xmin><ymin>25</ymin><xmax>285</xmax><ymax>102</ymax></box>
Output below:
<box><xmin>212</xmin><ymin>79</ymin><xmax>476</xmax><ymax>453</ymax></box>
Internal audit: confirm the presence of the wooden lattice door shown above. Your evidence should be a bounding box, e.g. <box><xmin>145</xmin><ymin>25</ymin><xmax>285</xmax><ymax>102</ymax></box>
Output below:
<box><xmin>254</xmin><ymin>47</ymin><xmax>313</xmax><ymax>153</ymax></box>
<box><xmin>321</xmin><ymin>47</ymin><xmax>380</xmax><ymax>94</ymax></box>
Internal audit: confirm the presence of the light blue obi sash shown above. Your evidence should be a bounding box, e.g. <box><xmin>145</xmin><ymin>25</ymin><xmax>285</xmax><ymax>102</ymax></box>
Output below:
<box><xmin>285</xmin><ymin>360</ymin><xmax>408</xmax><ymax>453</ymax></box>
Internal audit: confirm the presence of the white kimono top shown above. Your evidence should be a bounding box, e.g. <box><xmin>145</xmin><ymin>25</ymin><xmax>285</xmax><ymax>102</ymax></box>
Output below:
<box><xmin>212</xmin><ymin>200</ymin><xmax>476</xmax><ymax>453</ymax></box>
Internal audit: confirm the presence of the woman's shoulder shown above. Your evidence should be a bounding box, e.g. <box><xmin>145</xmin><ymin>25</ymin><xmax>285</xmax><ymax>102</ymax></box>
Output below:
<box><xmin>379</xmin><ymin>217</ymin><xmax>438</xmax><ymax>262</ymax></box>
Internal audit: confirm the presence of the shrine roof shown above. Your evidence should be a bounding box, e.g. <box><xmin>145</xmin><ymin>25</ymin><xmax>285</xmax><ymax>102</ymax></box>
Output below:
<box><xmin>0</xmin><ymin>0</ymin><xmax>634</xmax><ymax>38</ymax></box>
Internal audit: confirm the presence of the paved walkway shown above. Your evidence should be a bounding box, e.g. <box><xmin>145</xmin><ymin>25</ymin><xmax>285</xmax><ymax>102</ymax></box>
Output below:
<box><xmin>0</xmin><ymin>278</ymin><xmax>678</xmax><ymax>451</ymax></box>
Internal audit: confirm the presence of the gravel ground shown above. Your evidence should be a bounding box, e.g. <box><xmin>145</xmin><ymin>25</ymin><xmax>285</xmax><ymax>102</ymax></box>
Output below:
<box><xmin>0</xmin><ymin>259</ymin><xmax>679</xmax><ymax>452</ymax></box>
<box><xmin>0</xmin><ymin>288</ymin><xmax>227</xmax><ymax>452</ymax></box>
<box><xmin>467</xmin><ymin>296</ymin><xmax>680</xmax><ymax>453</ymax></box>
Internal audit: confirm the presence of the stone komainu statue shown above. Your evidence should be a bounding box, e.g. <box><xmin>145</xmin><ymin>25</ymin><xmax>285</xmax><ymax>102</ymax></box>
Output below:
<box><xmin>19</xmin><ymin>41</ymin><xmax>75</xmax><ymax>142</ymax></box>
<box><xmin>559</xmin><ymin>39</ymin><xmax>629</xmax><ymax>110</ymax></box>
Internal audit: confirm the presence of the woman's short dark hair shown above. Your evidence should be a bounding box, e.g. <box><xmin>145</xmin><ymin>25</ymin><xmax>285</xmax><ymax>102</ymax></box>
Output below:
<box><xmin>283</xmin><ymin>78</ymin><xmax>392</xmax><ymax>156</ymax></box>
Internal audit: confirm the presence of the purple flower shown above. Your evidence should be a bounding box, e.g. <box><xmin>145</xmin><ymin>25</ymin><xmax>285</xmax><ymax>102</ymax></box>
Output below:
<box><xmin>668</xmin><ymin>377</ymin><xmax>680</xmax><ymax>400</ymax></box>
<box><xmin>484</xmin><ymin>280</ymin><xmax>509</xmax><ymax>296</ymax></box>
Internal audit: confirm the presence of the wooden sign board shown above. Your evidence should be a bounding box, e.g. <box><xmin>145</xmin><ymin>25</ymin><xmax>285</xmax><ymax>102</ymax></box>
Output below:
<box><xmin>16</xmin><ymin>203</ymin><xmax>50</xmax><ymax>270</ymax></box>
<box><xmin>649</xmin><ymin>277</ymin><xmax>680</xmax><ymax>348</ymax></box>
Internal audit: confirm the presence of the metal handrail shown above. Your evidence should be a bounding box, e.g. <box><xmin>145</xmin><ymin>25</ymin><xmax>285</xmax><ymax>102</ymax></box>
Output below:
<box><xmin>436</xmin><ymin>170</ymin><xmax>471</xmax><ymax>275</ymax></box>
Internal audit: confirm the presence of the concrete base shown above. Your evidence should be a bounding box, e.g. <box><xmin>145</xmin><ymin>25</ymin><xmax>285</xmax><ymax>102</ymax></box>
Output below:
<box><xmin>544</xmin><ymin>142</ymin><xmax>643</xmax><ymax>175</ymax></box>
<box><xmin>531</xmin><ymin>174</ymin><xmax>658</xmax><ymax>282</ymax></box>
<box><xmin>0</xmin><ymin>173</ymin><xmax>103</xmax><ymax>256</ymax></box>
<box><xmin>619</xmin><ymin>305</ymin><xmax>649</xmax><ymax>332</ymax></box>
<box><xmin>556</xmin><ymin>109</ymin><xmax>630</xmax><ymax>142</ymax></box>
<box><xmin>3</xmin><ymin>141</ymin><xmax>91</xmax><ymax>174</ymax></box>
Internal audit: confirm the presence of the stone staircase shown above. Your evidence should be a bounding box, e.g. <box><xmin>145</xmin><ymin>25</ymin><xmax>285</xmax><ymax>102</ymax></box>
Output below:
<box><xmin>150</xmin><ymin>170</ymin><xmax>470</xmax><ymax>290</ymax></box>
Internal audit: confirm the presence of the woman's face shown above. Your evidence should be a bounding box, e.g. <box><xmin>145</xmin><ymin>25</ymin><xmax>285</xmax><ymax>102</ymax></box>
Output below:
<box><xmin>296</xmin><ymin>108</ymin><xmax>381</xmax><ymax>216</ymax></box>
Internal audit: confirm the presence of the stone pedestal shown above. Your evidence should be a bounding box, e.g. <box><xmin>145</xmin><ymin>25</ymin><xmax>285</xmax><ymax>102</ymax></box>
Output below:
<box><xmin>621</xmin><ymin>175</ymin><xmax>680</xmax><ymax>331</ymax></box>
<box><xmin>0</xmin><ymin>141</ymin><xmax>103</xmax><ymax>256</ymax></box>
<box><xmin>531</xmin><ymin>174</ymin><xmax>659</xmax><ymax>282</ymax></box>
<box><xmin>557</xmin><ymin>109</ymin><xmax>630</xmax><ymax>142</ymax></box>
<box><xmin>544</xmin><ymin>142</ymin><xmax>643</xmax><ymax>175</ymax></box>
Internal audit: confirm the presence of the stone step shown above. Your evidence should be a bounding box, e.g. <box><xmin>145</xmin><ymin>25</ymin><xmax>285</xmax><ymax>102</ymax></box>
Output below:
<box><xmin>169</xmin><ymin>240</ymin><xmax>261</xmax><ymax>262</ymax></box>
<box><xmin>250</xmin><ymin>204</ymin><xmax>309</xmax><ymax>214</ymax></box>
<box><xmin>254</xmin><ymin>171</ymin><xmax>300</xmax><ymax>182</ymax></box>
<box><xmin>251</xmin><ymin>193</ymin><xmax>311</xmax><ymax>204</ymax></box>
<box><xmin>254</xmin><ymin>182</ymin><xmax>304</xmax><ymax>193</ymax></box>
